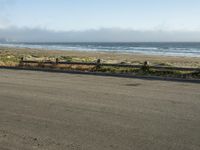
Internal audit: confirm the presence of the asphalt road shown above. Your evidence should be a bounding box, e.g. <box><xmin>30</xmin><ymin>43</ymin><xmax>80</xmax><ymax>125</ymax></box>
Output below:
<box><xmin>0</xmin><ymin>69</ymin><xmax>200</xmax><ymax>150</ymax></box>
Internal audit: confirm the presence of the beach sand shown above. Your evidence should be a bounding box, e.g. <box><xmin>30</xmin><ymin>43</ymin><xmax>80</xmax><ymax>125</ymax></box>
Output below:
<box><xmin>0</xmin><ymin>47</ymin><xmax>200</xmax><ymax>68</ymax></box>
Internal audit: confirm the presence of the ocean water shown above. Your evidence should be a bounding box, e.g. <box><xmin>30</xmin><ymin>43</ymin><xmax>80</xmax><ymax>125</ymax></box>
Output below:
<box><xmin>1</xmin><ymin>42</ymin><xmax>200</xmax><ymax>57</ymax></box>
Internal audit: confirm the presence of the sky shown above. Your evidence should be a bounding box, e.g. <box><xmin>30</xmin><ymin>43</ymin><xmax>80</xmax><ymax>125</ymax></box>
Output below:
<box><xmin>0</xmin><ymin>0</ymin><xmax>200</xmax><ymax>42</ymax></box>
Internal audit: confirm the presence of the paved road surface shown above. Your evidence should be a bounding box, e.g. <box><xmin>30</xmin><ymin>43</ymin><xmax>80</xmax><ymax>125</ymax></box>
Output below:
<box><xmin>0</xmin><ymin>69</ymin><xmax>200</xmax><ymax>150</ymax></box>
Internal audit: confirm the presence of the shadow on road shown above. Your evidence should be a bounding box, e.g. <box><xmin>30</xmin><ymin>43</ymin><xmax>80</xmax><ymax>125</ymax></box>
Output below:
<box><xmin>0</xmin><ymin>66</ymin><xmax>200</xmax><ymax>84</ymax></box>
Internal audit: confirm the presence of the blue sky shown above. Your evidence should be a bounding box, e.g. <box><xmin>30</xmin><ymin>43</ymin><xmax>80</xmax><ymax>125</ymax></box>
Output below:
<box><xmin>1</xmin><ymin>0</ymin><xmax>200</xmax><ymax>31</ymax></box>
<box><xmin>1</xmin><ymin>0</ymin><xmax>200</xmax><ymax>42</ymax></box>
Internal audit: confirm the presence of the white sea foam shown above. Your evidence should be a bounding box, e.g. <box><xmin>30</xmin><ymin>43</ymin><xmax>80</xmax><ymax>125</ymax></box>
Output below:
<box><xmin>0</xmin><ymin>42</ymin><xmax>200</xmax><ymax>57</ymax></box>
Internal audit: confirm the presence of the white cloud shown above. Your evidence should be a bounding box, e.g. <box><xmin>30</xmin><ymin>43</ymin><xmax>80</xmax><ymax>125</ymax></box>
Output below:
<box><xmin>0</xmin><ymin>0</ymin><xmax>15</xmax><ymax>28</ymax></box>
<box><xmin>0</xmin><ymin>17</ymin><xmax>11</xmax><ymax>29</ymax></box>
<box><xmin>1</xmin><ymin>27</ymin><xmax>200</xmax><ymax>42</ymax></box>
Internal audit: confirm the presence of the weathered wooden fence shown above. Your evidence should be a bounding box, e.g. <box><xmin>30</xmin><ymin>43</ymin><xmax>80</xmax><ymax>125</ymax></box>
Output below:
<box><xmin>19</xmin><ymin>58</ymin><xmax>200</xmax><ymax>72</ymax></box>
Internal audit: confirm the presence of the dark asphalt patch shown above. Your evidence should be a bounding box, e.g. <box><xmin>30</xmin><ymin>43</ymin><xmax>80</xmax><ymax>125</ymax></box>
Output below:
<box><xmin>125</xmin><ymin>83</ymin><xmax>142</xmax><ymax>87</ymax></box>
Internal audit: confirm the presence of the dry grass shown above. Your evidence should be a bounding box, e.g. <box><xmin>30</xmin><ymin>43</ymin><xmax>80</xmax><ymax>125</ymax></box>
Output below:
<box><xmin>0</xmin><ymin>47</ymin><xmax>200</xmax><ymax>79</ymax></box>
<box><xmin>1</xmin><ymin>46</ymin><xmax>200</xmax><ymax>67</ymax></box>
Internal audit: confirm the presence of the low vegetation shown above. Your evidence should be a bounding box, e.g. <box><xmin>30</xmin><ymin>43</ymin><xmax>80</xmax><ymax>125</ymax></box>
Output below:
<box><xmin>0</xmin><ymin>49</ymin><xmax>199</xmax><ymax>79</ymax></box>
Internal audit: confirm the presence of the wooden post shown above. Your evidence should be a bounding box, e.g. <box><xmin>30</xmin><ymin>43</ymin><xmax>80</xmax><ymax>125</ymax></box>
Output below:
<box><xmin>19</xmin><ymin>57</ymin><xmax>24</xmax><ymax>67</ymax></box>
<box><xmin>96</xmin><ymin>59</ymin><xmax>101</xmax><ymax>69</ymax></box>
<box><xmin>144</xmin><ymin>61</ymin><xmax>149</xmax><ymax>66</ymax></box>
<box><xmin>56</xmin><ymin>58</ymin><xmax>59</xmax><ymax>64</ymax></box>
<box><xmin>141</xmin><ymin>61</ymin><xmax>150</xmax><ymax>72</ymax></box>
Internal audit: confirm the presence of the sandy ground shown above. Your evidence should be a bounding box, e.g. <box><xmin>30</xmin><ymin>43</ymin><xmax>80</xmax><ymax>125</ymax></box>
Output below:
<box><xmin>1</xmin><ymin>47</ymin><xmax>200</xmax><ymax>67</ymax></box>
<box><xmin>0</xmin><ymin>69</ymin><xmax>200</xmax><ymax>150</ymax></box>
